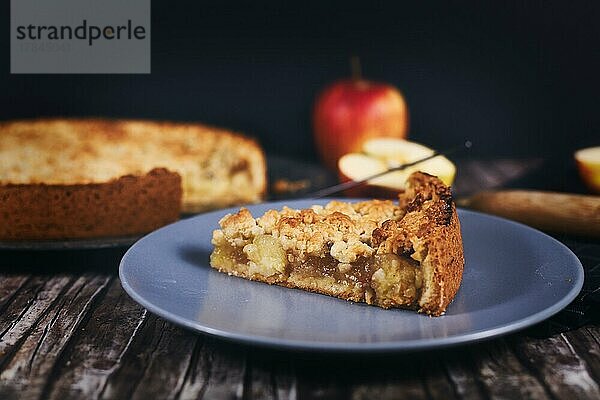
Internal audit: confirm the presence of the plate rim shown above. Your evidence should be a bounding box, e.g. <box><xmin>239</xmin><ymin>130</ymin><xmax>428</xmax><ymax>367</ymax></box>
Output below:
<box><xmin>119</xmin><ymin>200</ymin><xmax>585</xmax><ymax>353</ymax></box>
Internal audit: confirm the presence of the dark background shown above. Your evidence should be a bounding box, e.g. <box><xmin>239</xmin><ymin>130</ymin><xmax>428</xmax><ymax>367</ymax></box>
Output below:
<box><xmin>1</xmin><ymin>1</ymin><xmax>598</xmax><ymax>162</ymax></box>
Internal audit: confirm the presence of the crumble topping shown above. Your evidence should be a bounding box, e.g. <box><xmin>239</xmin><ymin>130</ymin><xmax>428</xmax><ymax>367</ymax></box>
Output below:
<box><xmin>212</xmin><ymin>199</ymin><xmax>402</xmax><ymax>264</ymax></box>
<box><xmin>212</xmin><ymin>172</ymin><xmax>455</xmax><ymax>267</ymax></box>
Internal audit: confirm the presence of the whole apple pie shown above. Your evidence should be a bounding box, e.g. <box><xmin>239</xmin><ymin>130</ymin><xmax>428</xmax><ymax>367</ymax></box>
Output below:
<box><xmin>0</xmin><ymin>118</ymin><xmax>266</xmax><ymax>240</ymax></box>
<box><xmin>210</xmin><ymin>172</ymin><xmax>464</xmax><ymax>316</ymax></box>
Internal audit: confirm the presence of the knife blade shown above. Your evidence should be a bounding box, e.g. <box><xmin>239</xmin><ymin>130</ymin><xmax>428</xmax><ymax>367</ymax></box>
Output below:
<box><xmin>309</xmin><ymin>140</ymin><xmax>472</xmax><ymax>198</ymax></box>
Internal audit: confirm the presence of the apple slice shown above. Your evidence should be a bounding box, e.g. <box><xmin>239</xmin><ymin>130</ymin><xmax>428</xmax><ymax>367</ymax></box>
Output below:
<box><xmin>575</xmin><ymin>146</ymin><xmax>600</xmax><ymax>194</ymax></box>
<box><xmin>338</xmin><ymin>138</ymin><xmax>456</xmax><ymax>198</ymax></box>
<box><xmin>338</xmin><ymin>154</ymin><xmax>401</xmax><ymax>198</ymax></box>
<box><xmin>363</xmin><ymin>137</ymin><xmax>433</xmax><ymax>162</ymax></box>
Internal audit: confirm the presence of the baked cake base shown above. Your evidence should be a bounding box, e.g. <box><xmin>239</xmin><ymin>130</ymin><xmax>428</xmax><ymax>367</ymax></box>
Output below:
<box><xmin>0</xmin><ymin>168</ymin><xmax>181</xmax><ymax>240</ymax></box>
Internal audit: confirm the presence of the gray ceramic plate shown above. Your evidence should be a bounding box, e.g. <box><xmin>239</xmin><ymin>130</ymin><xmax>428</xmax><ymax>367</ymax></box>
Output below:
<box><xmin>119</xmin><ymin>199</ymin><xmax>584</xmax><ymax>352</ymax></box>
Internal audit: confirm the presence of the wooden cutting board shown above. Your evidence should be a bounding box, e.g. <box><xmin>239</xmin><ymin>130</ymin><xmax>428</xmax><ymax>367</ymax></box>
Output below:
<box><xmin>460</xmin><ymin>190</ymin><xmax>600</xmax><ymax>238</ymax></box>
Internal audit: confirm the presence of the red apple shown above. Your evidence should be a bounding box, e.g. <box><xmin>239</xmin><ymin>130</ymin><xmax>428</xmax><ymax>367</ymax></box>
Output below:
<box><xmin>313</xmin><ymin>79</ymin><xmax>409</xmax><ymax>171</ymax></box>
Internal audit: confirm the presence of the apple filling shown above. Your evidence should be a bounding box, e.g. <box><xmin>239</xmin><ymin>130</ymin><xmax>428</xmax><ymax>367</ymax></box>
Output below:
<box><xmin>210</xmin><ymin>241</ymin><xmax>247</xmax><ymax>268</ymax></box>
<box><xmin>210</xmin><ymin>234</ymin><xmax>287</xmax><ymax>281</ymax></box>
<box><xmin>211</xmin><ymin>234</ymin><xmax>423</xmax><ymax>307</ymax></box>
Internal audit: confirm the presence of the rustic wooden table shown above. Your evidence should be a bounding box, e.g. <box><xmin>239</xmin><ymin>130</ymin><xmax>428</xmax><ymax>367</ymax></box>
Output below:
<box><xmin>1</xmin><ymin>159</ymin><xmax>598</xmax><ymax>400</ymax></box>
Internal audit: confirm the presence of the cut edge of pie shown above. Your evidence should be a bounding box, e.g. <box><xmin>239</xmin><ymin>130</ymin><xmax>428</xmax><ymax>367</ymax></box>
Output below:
<box><xmin>210</xmin><ymin>171</ymin><xmax>464</xmax><ymax>316</ymax></box>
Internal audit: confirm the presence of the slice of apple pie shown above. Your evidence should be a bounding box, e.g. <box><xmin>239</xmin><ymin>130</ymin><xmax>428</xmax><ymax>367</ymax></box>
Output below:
<box><xmin>210</xmin><ymin>172</ymin><xmax>464</xmax><ymax>316</ymax></box>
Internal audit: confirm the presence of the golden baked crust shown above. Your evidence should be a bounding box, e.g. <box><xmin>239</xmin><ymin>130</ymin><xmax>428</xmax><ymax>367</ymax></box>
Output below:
<box><xmin>0</xmin><ymin>118</ymin><xmax>267</xmax><ymax>212</ymax></box>
<box><xmin>372</xmin><ymin>172</ymin><xmax>464</xmax><ymax>315</ymax></box>
<box><xmin>0</xmin><ymin>168</ymin><xmax>181</xmax><ymax>240</ymax></box>
<box><xmin>210</xmin><ymin>172</ymin><xmax>464</xmax><ymax>316</ymax></box>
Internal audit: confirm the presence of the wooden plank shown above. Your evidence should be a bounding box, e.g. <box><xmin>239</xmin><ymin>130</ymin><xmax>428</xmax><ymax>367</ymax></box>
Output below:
<box><xmin>0</xmin><ymin>276</ymin><xmax>72</xmax><ymax>368</ymax></box>
<box><xmin>245</xmin><ymin>349</ymin><xmax>299</xmax><ymax>400</ymax></box>
<box><xmin>583</xmin><ymin>326</ymin><xmax>600</xmax><ymax>379</ymax></box>
<box><xmin>0</xmin><ymin>275</ymin><xmax>111</xmax><ymax>400</ymax></box>
<box><xmin>198</xmin><ymin>339</ymin><xmax>247</xmax><ymax>400</ymax></box>
<box><xmin>172</xmin><ymin>338</ymin><xmax>210</xmax><ymax>400</ymax></box>
<box><xmin>245</xmin><ymin>360</ymin><xmax>276</xmax><ymax>400</ymax></box>
<box><xmin>0</xmin><ymin>275</ymin><xmax>30</xmax><ymax>312</ymax></box>
<box><xmin>297</xmin><ymin>381</ymin><xmax>349</xmax><ymax>400</ymax></box>
<box><xmin>421</xmin><ymin>355</ymin><xmax>459</xmax><ymax>400</ymax></box>
<box><xmin>513</xmin><ymin>333</ymin><xmax>600</xmax><ymax>399</ymax></box>
<box><xmin>270</xmin><ymin>357</ymin><xmax>297</xmax><ymax>400</ymax></box>
<box><xmin>295</xmin><ymin>355</ymin><xmax>428</xmax><ymax>400</ymax></box>
<box><xmin>45</xmin><ymin>279</ymin><xmax>147</xmax><ymax>400</ymax></box>
<box><xmin>564</xmin><ymin>327</ymin><xmax>600</xmax><ymax>382</ymax></box>
<box><xmin>441</xmin><ymin>348</ymin><xmax>486</xmax><ymax>400</ymax></box>
<box><xmin>98</xmin><ymin>315</ymin><xmax>199</xmax><ymax>400</ymax></box>
<box><xmin>294</xmin><ymin>357</ymin><xmax>350</xmax><ymax>400</ymax></box>
<box><xmin>472</xmin><ymin>339</ymin><xmax>550</xmax><ymax>399</ymax></box>
<box><xmin>350</xmin><ymin>356</ymin><xmax>430</xmax><ymax>400</ymax></box>
<box><xmin>351</xmin><ymin>381</ymin><xmax>427</xmax><ymax>400</ymax></box>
